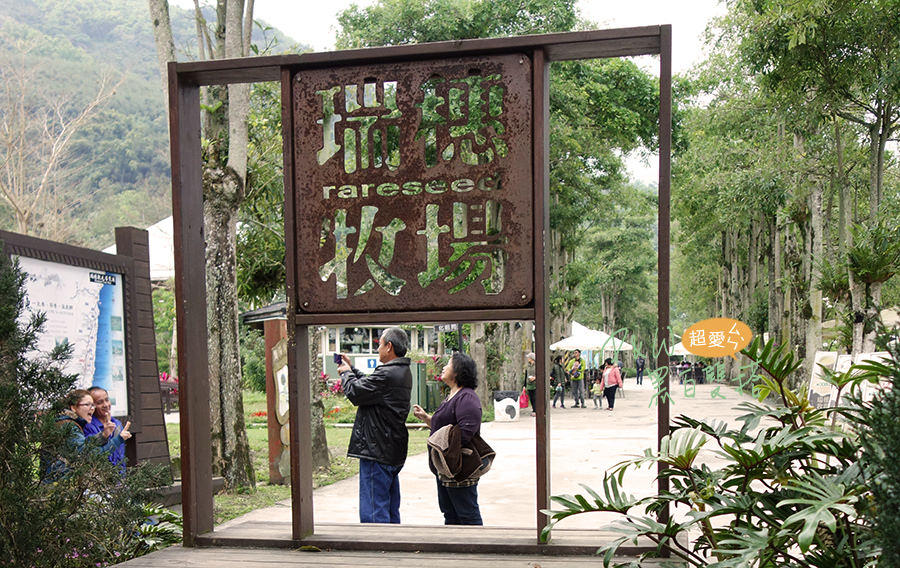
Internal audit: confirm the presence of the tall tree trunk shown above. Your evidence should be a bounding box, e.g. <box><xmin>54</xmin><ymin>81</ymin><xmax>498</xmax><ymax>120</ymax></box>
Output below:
<box><xmin>766</xmin><ymin>214</ymin><xmax>779</xmax><ymax>343</ymax></box>
<box><xmin>849</xmin><ymin>270</ymin><xmax>865</xmax><ymax>355</ymax></box>
<box><xmin>863</xmin><ymin>282</ymin><xmax>881</xmax><ymax>352</ymax></box>
<box><xmin>203</xmin><ymin>165</ymin><xmax>254</xmax><ymax>488</ymax></box>
<box><xmin>804</xmin><ymin>184</ymin><xmax>824</xmax><ymax>383</ymax></box>
<box><xmin>867</xmin><ymin>106</ymin><xmax>893</xmax><ymax>221</ymax></box>
<box><xmin>149</xmin><ymin>0</ymin><xmax>257</xmax><ymax>490</ymax></box>
<box><xmin>307</xmin><ymin>326</ymin><xmax>330</xmax><ymax>470</ymax></box>
<box><xmin>749</xmin><ymin>218</ymin><xmax>760</xmax><ymax>303</ymax></box>
<box><xmin>469</xmin><ymin>322</ymin><xmax>491</xmax><ymax>409</ymax></box>
<box><xmin>835</xmin><ymin>120</ymin><xmax>851</xmax><ymax>254</ymax></box>
<box><xmin>148</xmin><ymin>0</ymin><xmax>175</xmax><ymax>117</ymax></box>
<box><xmin>775</xmin><ymin>218</ymin><xmax>787</xmax><ymax>345</ymax></box>
<box><xmin>495</xmin><ymin>322</ymin><xmax>526</xmax><ymax>390</ymax></box>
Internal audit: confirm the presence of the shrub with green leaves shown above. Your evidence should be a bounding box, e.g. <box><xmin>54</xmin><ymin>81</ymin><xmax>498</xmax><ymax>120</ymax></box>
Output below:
<box><xmin>0</xmin><ymin>252</ymin><xmax>171</xmax><ymax>567</ymax></box>
<box><xmin>852</xmin><ymin>344</ymin><xmax>900</xmax><ymax>567</ymax></box>
<box><xmin>542</xmin><ymin>336</ymin><xmax>886</xmax><ymax>567</ymax></box>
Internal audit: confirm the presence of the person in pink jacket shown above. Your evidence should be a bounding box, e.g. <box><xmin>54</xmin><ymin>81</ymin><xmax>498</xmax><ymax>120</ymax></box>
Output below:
<box><xmin>601</xmin><ymin>358</ymin><xmax>624</xmax><ymax>411</ymax></box>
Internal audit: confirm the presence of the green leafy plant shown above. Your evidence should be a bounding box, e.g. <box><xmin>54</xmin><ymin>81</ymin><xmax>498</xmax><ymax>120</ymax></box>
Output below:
<box><xmin>126</xmin><ymin>504</ymin><xmax>183</xmax><ymax>554</ymax></box>
<box><xmin>848</xmin><ymin>345</ymin><xmax>900</xmax><ymax>566</ymax></box>
<box><xmin>0</xmin><ymin>252</ymin><xmax>170</xmax><ymax>567</ymax></box>
<box><xmin>541</xmin><ymin>336</ymin><xmax>882</xmax><ymax>566</ymax></box>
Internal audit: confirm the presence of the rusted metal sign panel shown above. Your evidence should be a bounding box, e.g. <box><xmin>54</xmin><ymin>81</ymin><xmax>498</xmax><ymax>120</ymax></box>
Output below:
<box><xmin>291</xmin><ymin>54</ymin><xmax>533</xmax><ymax>314</ymax></box>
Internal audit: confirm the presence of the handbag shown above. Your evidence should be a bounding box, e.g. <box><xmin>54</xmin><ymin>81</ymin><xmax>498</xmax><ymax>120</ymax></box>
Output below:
<box><xmin>518</xmin><ymin>387</ymin><xmax>529</xmax><ymax>408</ymax></box>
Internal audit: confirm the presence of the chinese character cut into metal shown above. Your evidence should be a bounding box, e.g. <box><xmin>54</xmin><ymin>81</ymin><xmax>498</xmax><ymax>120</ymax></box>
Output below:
<box><xmin>291</xmin><ymin>55</ymin><xmax>534</xmax><ymax>314</ymax></box>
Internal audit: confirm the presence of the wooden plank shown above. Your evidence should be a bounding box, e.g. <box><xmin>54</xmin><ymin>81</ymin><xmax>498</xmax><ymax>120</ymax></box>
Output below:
<box><xmin>139</xmin><ymin>360</ymin><xmax>161</xmax><ymax>378</ymax></box>
<box><xmin>135</xmin><ymin>423</ymin><xmax>166</xmax><ymax>441</ymax></box>
<box><xmin>135</xmin><ymin>305</ymin><xmax>153</xmax><ymax>320</ymax></box>
<box><xmin>174</xmin><ymin>27</ymin><xmax>665</xmax><ymax>85</ymax></box>
<box><xmin>141</xmin><ymin>393</ymin><xmax>165</xmax><ymax>409</ymax></box>
<box><xmin>138</xmin><ymin>408</ymin><xmax>165</xmax><ymax>424</ymax></box>
<box><xmin>139</xmin><ymin>379</ymin><xmax>164</xmax><ymax>394</ymax></box>
<box><xmin>136</xmin><ymin>442</ymin><xmax>171</xmax><ymax>460</ymax></box>
<box><xmin>139</xmin><ymin>412</ymin><xmax>165</xmax><ymax>426</ymax></box>
<box><xmin>117</xmin><ymin>546</ymin><xmax>676</xmax><ymax>567</ymax></box>
<box><xmin>194</xmin><ymin>522</ymin><xmax>657</xmax><ymax>557</ymax></box>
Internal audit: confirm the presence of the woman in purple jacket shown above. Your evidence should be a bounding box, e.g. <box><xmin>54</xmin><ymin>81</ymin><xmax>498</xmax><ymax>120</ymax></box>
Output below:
<box><xmin>412</xmin><ymin>353</ymin><xmax>483</xmax><ymax>525</ymax></box>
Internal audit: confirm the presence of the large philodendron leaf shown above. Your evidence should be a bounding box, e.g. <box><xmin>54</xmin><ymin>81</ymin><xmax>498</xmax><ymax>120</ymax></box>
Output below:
<box><xmin>713</xmin><ymin>525</ymin><xmax>777</xmax><ymax>567</ymax></box>
<box><xmin>540</xmin><ymin>476</ymin><xmax>643</xmax><ymax>542</ymax></box>
<box><xmin>777</xmin><ymin>474</ymin><xmax>858</xmax><ymax>552</ymax></box>
<box><xmin>659</xmin><ymin>427</ymin><xmax>708</xmax><ymax>470</ymax></box>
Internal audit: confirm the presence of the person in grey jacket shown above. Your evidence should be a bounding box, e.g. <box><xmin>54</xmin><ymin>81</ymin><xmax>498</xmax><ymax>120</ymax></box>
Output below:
<box><xmin>337</xmin><ymin>327</ymin><xmax>412</xmax><ymax>524</ymax></box>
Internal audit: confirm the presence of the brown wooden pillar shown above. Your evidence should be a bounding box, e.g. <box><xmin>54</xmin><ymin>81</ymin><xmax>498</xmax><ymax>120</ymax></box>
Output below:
<box><xmin>168</xmin><ymin>61</ymin><xmax>214</xmax><ymax>546</ymax></box>
<box><xmin>264</xmin><ymin>319</ymin><xmax>288</xmax><ymax>484</ymax></box>
<box><xmin>533</xmin><ymin>46</ymin><xmax>551</xmax><ymax>540</ymax></box>
<box><xmin>656</xmin><ymin>24</ymin><xmax>673</xmax><ymax>527</ymax></box>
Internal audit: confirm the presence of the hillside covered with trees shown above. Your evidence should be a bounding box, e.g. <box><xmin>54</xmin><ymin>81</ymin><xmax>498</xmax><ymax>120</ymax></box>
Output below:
<box><xmin>0</xmin><ymin>0</ymin><xmax>299</xmax><ymax>248</ymax></box>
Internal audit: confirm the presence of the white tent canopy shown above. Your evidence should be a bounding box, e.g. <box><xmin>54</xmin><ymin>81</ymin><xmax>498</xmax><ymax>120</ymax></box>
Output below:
<box><xmin>670</xmin><ymin>341</ymin><xmax>691</xmax><ymax>356</ymax></box>
<box><xmin>549</xmin><ymin>323</ymin><xmax>633</xmax><ymax>352</ymax></box>
<box><xmin>104</xmin><ymin>216</ymin><xmax>174</xmax><ymax>281</ymax></box>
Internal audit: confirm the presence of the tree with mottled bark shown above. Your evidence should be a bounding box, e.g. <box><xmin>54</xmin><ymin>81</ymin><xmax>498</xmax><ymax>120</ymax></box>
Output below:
<box><xmin>147</xmin><ymin>0</ymin><xmax>255</xmax><ymax>490</ymax></box>
<box><xmin>728</xmin><ymin>0</ymin><xmax>900</xmax><ymax>354</ymax></box>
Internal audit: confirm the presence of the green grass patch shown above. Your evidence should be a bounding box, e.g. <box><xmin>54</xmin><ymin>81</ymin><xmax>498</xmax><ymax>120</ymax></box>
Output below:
<box><xmin>165</xmin><ymin>393</ymin><xmax>431</xmax><ymax>525</ymax></box>
<box><xmin>213</xmin><ymin>483</ymin><xmax>291</xmax><ymax>525</ymax></box>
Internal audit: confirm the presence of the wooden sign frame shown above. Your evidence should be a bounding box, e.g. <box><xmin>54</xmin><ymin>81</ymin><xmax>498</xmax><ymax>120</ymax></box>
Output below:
<box><xmin>168</xmin><ymin>26</ymin><xmax>672</xmax><ymax>551</ymax></box>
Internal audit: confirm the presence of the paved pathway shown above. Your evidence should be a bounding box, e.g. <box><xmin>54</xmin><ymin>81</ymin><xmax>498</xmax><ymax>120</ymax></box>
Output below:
<box><xmin>219</xmin><ymin>381</ymin><xmax>758</xmax><ymax>531</ymax></box>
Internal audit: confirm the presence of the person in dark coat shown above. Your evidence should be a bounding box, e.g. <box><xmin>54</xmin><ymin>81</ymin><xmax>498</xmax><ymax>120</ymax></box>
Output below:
<box><xmin>338</xmin><ymin>327</ymin><xmax>412</xmax><ymax>524</ymax></box>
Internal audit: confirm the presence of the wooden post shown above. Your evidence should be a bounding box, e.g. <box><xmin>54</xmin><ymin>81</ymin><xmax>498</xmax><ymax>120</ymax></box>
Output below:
<box><xmin>169</xmin><ymin>62</ymin><xmax>214</xmax><ymax>545</ymax></box>
<box><xmin>264</xmin><ymin>319</ymin><xmax>288</xmax><ymax>484</ymax></box>
<box><xmin>532</xmin><ymin>47</ymin><xmax>551</xmax><ymax>540</ymax></box>
<box><xmin>656</xmin><ymin>24</ymin><xmax>673</xmax><ymax>530</ymax></box>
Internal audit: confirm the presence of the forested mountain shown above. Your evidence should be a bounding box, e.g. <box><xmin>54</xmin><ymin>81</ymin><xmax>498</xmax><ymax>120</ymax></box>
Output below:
<box><xmin>0</xmin><ymin>0</ymin><xmax>301</xmax><ymax>247</ymax></box>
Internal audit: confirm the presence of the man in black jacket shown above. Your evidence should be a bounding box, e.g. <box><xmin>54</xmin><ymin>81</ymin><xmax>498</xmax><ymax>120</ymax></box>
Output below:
<box><xmin>337</xmin><ymin>327</ymin><xmax>412</xmax><ymax>523</ymax></box>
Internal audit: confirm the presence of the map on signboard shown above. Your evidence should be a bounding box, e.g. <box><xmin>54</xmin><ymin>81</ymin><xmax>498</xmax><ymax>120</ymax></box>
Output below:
<box><xmin>18</xmin><ymin>256</ymin><xmax>129</xmax><ymax>416</ymax></box>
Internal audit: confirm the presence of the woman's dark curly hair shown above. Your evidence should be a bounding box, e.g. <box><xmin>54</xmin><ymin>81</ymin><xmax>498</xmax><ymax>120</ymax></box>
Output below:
<box><xmin>450</xmin><ymin>353</ymin><xmax>478</xmax><ymax>389</ymax></box>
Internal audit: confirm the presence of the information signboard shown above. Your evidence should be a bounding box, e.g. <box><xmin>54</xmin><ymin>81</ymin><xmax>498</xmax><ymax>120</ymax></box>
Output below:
<box><xmin>18</xmin><ymin>256</ymin><xmax>129</xmax><ymax>416</ymax></box>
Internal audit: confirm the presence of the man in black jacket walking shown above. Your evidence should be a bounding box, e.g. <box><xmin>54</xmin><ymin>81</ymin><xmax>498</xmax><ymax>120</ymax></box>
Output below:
<box><xmin>337</xmin><ymin>327</ymin><xmax>412</xmax><ymax>523</ymax></box>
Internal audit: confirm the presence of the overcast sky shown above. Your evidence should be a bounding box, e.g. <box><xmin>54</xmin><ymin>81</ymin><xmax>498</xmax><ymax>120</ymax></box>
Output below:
<box><xmin>170</xmin><ymin>0</ymin><xmax>725</xmax><ymax>73</ymax></box>
<box><xmin>169</xmin><ymin>0</ymin><xmax>727</xmax><ymax>182</ymax></box>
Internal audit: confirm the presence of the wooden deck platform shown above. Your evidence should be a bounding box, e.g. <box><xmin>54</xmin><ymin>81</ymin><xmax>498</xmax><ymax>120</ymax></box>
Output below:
<box><xmin>116</xmin><ymin>545</ymin><xmax>673</xmax><ymax>567</ymax></box>
<box><xmin>117</xmin><ymin>522</ymin><xmax>678</xmax><ymax>566</ymax></box>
